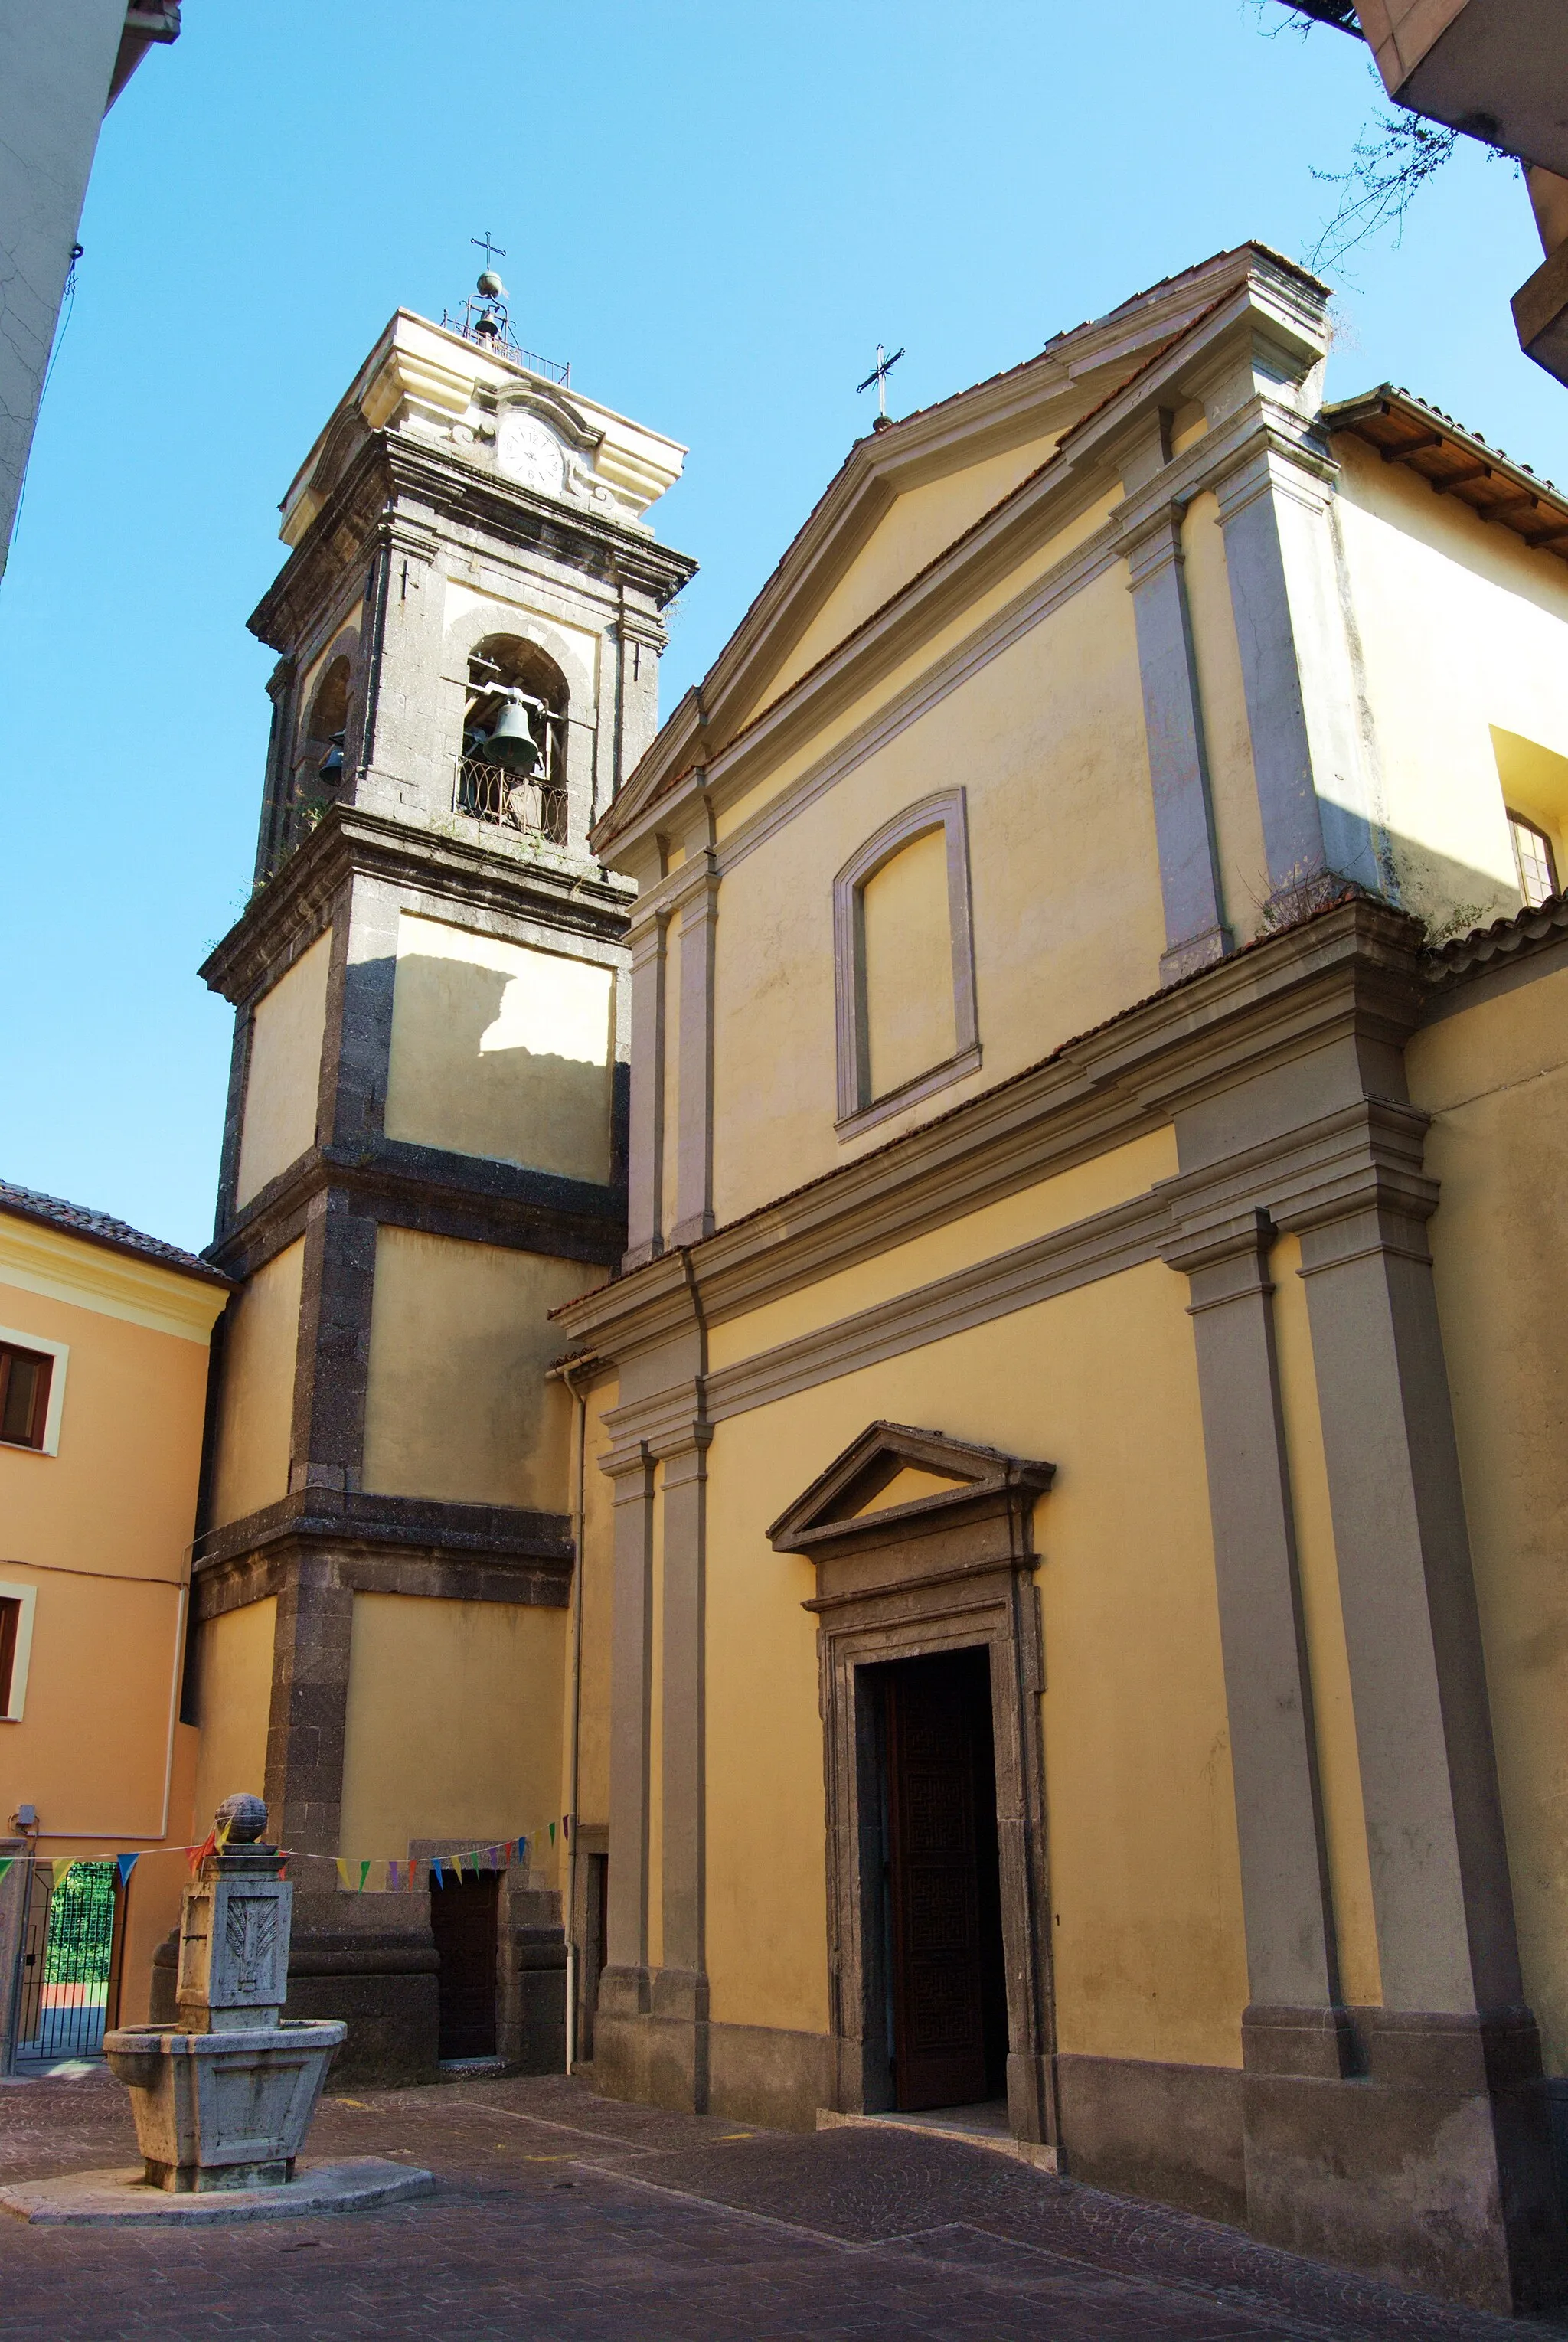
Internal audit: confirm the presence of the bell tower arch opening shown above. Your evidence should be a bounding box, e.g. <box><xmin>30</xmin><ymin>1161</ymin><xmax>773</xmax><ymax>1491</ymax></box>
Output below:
<box><xmin>290</xmin><ymin>651</ymin><xmax>352</xmax><ymax>847</ymax></box>
<box><xmin>459</xmin><ymin>634</ymin><xmax>570</xmax><ymax>846</ymax></box>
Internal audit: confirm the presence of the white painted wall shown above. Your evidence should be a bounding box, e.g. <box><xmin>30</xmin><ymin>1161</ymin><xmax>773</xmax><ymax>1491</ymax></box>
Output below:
<box><xmin>0</xmin><ymin>1</ymin><xmax>136</xmax><ymax>575</ymax></box>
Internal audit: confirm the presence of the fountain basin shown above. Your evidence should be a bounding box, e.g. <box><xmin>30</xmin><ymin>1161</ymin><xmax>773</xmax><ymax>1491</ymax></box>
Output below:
<box><xmin>104</xmin><ymin>2018</ymin><xmax>346</xmax><ymax>2191</ymax></box>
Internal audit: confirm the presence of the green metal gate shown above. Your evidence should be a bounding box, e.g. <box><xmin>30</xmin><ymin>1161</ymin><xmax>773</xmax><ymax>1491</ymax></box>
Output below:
<box><xmin>11</xmin><ymin>1860</ymin><xmax>118</xmax><ymax>2064</ymax></box>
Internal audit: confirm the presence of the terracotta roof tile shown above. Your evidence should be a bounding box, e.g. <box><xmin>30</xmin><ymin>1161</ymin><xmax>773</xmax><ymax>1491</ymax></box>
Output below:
<box><xmin>0</xmin><ymin>1180</ymin><xmax>230</xmax><ymax>1286</ymax></box>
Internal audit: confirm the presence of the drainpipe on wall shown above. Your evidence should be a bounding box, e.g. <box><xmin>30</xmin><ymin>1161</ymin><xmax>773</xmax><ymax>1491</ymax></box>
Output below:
<box><xmin>556</xmin><ymin>1355</ymin><xmax>595</xmax><ymax>2075</ymax></box>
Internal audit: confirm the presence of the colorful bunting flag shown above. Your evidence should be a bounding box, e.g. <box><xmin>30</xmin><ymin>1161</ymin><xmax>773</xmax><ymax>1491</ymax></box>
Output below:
<box><xmin>51</xmin><ymin>1858</ymin><xmax>76</xmax><ymax>1890</ymax></box>
<box><xmin>0</xmin><ymin>1858</ymin><xmax>11</xmax><ymax>1885</ymax></box>
<box><xmin>116</xmin><ymin>1853</ymin><xmax>139</xmax><ymax>1888</ymax></box>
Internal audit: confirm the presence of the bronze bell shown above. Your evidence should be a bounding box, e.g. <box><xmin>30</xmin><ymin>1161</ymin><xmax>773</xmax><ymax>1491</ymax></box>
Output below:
<box><xmin>482</xmin><ymin>696</ymin><xmax>542</xmax><ymax>774</ymax></box>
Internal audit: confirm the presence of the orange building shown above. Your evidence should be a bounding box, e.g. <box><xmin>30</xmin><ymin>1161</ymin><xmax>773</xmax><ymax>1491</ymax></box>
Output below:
<box><xmin>0</xmin><ymin>1181</ymin><xmax>229</xmax><ymax>2068</ymax></box>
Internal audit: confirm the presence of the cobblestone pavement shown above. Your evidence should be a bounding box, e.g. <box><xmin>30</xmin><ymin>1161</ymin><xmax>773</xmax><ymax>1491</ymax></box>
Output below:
<box><xmin>2</xmin><ymin>2066</ymin><xmax>1564</xmax><ymax>2341</ymax></box>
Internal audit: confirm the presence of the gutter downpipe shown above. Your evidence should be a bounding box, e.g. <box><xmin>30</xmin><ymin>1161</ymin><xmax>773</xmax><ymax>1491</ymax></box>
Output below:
<box><xmin>558</xmin><ymin>1355</ymin><xmax>593</xmax><ymax>2074</ymax></box>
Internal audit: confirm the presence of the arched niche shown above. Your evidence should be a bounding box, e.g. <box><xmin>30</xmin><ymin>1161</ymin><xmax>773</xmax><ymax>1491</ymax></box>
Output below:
<box><xmin>289</xmin><ymin>634</ymin><xmax>358</xmax><ymax>842</ymax></box>
<box><xmin>443</xmin><ymin>609</ymin><xmax>596</xmax><ymax>850</ymax></box>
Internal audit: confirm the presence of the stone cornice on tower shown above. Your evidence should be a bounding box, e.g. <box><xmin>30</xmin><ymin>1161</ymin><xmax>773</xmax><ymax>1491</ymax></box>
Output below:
<box><xmin>250</xmin><ymin>418</ymin><xmax>697</xmax><ymax>663</ymax></box>
<box><xmin>276</xmin><ymin>309</ymin><xmax>689</xmax><ymax>544</ymax></box>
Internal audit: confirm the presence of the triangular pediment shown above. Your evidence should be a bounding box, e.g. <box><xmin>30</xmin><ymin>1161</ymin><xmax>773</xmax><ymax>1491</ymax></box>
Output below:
<box><xmin>768</xmin><ymin>1420</ymin><xmax>1054</xmax><ymax>1555</ymax></box>
<box><xmin>597</xmin><ymin>241</ymin><xmax>1325</xmax><ymax>859</ymax></box>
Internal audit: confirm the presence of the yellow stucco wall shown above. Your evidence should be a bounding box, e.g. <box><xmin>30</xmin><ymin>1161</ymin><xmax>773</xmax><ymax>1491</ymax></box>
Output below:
<box><xmin>361</xmin><ymin>1227</ymin><xmax>595</xmax><ymax>1510</ymax></box>
<box><xmin>234</xmin><ymin>930</ymin><xmax>332</xmax><ymax>1210</ymax></box>
<box><xmin>117</xmin><ymin>1720</ymin><xmax>198</xmax><ymax>2024</ymax></box>
<box><xmin>710</xmin><ymin>560</ymin><xmax>1161</xmax><ymax>1222</ymax></box>
<box><xmin>338</xmin><ymin>1592</ymin><xmax>567</xmax><ymax>1876</ymax></box>
<box><xmin>0</xmin><ymin>1566</ymin><xmax>183</xmax><ymax>1844</ymax></box>
<box><xmin>1334</xmin><ymin>437</ymin><xmax>1568</xmax><ymax>936</ymax></box>
<box><xmin>0</xmin><ymin>1276</ymin><xmax>212</xmax><ymax>1588</ymax></box>
<box><xmin>750</xmin><ymin>432</ymin><xmax>1066</xmax><ymax>717</ymax></box>
<box><xmin>0</xmin><ymin>1243</ymin><xmax>218</xmax><ymax>1853</ymax></box>
<box><xmin>383</xmin><ymin>913</ymin><xmax>615</xmax><ymax>1183</ymax></box>
<box><xmin>1269</xmin><ymin>1233</ymin><xmax>1381</xmax><ymax>2007</ymax></box>
<box><xmin>702</xmin><ymin>1257</ymin><xmax>1248</xmax><ymax>2066</ymax></box>
<box><xmin>211</xmin><ymin>1238</ymin><xmax>304</xmax><ymax>1530</ymax></box>
<box><xmin>707</xmin><ymin>1128</ymin><xmax>1176</xmax><ymax>1370</ymax></box>
<box><xmin>1408</xmin><ymin>960</ymin><xmax>1568</xmax><ymax>2072</ymax></box>
<box><xmin>861</xmin><ymin>824</ymin><xmax>956</xmax><ymax>1099</ymax></box>
<box><xmin>190</xmin><ymin>1596</ymin><xmax>277</xmax><ymax>1828</ymax></box>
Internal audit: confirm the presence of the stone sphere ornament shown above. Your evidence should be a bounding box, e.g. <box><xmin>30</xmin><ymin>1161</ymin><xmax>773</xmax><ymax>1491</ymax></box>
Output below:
<box><xmin>215</xmin><ymin>1792</ymin><xmax>268</xmax><ymax>1844</ymax></box>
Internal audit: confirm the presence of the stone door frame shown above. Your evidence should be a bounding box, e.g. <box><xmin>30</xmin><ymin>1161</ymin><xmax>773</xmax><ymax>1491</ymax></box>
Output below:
<box><xmin>767</xmin><ymin>1421</ymin><xmax>1059</xmax><ymax>2147</ymax></box>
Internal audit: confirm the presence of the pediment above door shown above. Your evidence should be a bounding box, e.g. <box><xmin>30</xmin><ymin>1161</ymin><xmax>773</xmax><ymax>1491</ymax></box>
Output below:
<box><xmin>767</xmin><ymin>1420</ymin><xmax>1054</xmax><ymax>1602</ymax></box>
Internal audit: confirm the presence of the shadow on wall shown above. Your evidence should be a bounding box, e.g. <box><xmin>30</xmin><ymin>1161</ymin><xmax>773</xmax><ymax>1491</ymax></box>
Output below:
<box><xmin>384</xmin><ymin>954</ymin><xmax>613</xmax><ymax>1184</ymax></box>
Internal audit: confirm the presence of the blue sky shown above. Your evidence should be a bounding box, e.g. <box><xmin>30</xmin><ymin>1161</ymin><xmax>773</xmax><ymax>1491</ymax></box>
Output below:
<box><xmin>2</xmin><ymin>1</ymin><xmax>1560</xmax><ymax>1251</ymax></box>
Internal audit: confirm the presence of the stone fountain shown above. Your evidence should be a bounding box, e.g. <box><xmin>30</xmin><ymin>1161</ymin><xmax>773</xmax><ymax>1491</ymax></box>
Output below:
<box><xmin>0</xmin><ymin>1795</ymin><xmax>433</xmax><ymax>2226</ymax></box>
<box><xmin>106</xmin><ymin>1792</ymin><xmax>345</xmax><ymax>2191</ymax></box>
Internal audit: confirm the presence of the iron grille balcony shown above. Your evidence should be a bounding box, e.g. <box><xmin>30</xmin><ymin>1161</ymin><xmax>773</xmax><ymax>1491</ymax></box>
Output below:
<box><xmin>453</xmin><ymin>756</ymin><xmax>570</xmax><ymax>846</ymax></box>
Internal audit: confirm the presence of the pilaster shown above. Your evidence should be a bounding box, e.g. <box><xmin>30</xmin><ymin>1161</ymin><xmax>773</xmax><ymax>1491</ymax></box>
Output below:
<box><xmin>623</xmin><ymin>910</ymin><xmax>669</xmax><ymax>1269</ymax></box>
<box><xmin>1121</xmin><ymin>507</ymin><xmax>1230</xmax><ymax>984</ymax></box>
<box><xmin>671</xmin><ymin>857</ymin><xmax>719</xmax><ymax>1247</ymax></box>
<box><xmin>1279</xmin><ymin>1144</ymin><xmax>1523</xmax><ymax>2021</ymax></box>
<box><xmin>598</xmin><ymin>1440</ymin><xmax>655</xmax><ymax>2041</ymax></box>
<box><xmin>1161</xmin><ymin>1203</ymin><xmax>1347</xmax><ymax>2073</ymax></box>
<box><xmin>352</xmin><ymin>511</ymin><xmax>447</xmax><ymax>821</ymax></box>
<box><xmin>1171</xmin><ymin>1047</ymin><xmax>1563</xmax><ymax>2307</ymax></box>
<box><xmin>649</xmin><ymin>1417</ymin><xmax>712</xmax><ymax>2112</ymax></box>
<box><xmin>1213</xmin><ymin>439</ymin><xmax>1382</xmax><ymax>918</ymax></box>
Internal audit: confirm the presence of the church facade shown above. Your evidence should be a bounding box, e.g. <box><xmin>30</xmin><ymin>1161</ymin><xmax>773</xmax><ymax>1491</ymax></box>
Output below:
<box><xmin>194</xmin><ymin>245</ymin><xmax>1568</xmax><ymax>2312</ymax></box>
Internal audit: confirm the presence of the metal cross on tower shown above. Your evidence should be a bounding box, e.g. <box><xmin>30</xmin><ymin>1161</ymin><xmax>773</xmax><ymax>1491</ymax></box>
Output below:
<box><xmin>472</xmin><ymin>230</ymin><xmax>508</xmax><ymax>270</ymax></box>
<box><xmin>856</xmin><ymin>342</ymin><xmax>906</xmax><ymax>420</ymax></box>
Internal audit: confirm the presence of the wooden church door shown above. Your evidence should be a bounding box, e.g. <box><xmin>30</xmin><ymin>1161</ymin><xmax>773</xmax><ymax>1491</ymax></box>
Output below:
<box><xmin>884</xmin><ymin>1648</ymin><xmax>1006</xmax><ymax>2111</ymax></box>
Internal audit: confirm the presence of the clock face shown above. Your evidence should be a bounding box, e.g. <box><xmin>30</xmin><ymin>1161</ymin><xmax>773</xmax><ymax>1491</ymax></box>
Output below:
<box><xmin>496</xmin><ymin>411</ymin><xmax>566</xmax><ymax>498</ymax></box>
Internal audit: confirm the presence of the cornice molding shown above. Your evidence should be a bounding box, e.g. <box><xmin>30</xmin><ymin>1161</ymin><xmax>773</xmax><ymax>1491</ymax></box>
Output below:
<box><xmin>701</xmin><ymin>1190</ymin><xmax>1170</xmax><ymax>1431</ymax></box>
<box><xmin>251</xmin><ymin>429</ymin><xmax>696</xmax><ymax>658</ymax></box>
<box><xmin>768</xmin><ymin>1419</ymin><xmax>1054</xmax><ymax>1563</ymax></box>
<box><xmin>553</xmin><ymin>901</ymin><xmax>1428</xmax><ymax>1370</ymax></box>
<box><xmin>595</xmin><ymin>269</ymin><xmax>1331</xmax><ymax>861</ymax></box>
<box><xmin>597</xmin><ymin>378</ymin><xmax>1329</xmax><ymax>874</ymax></box>
<box><xmin>0</xmin><ymin>1214</ymin><xmax>230</xmax><ymax>1344</ymax></box>
<box><xmin>606</xmin><ymin>247</ymin><xmax>1326</xmax><ymax>838</ymax></box>
<box><xmin>201</xmin><ymin>803</ymin><xmax>632</xmax><ymax>1008</ymax></box>
<box><xmin>210</xmin><ymin>1135</ymin><xmax>624</xmax><ymax>1285</ymax></box>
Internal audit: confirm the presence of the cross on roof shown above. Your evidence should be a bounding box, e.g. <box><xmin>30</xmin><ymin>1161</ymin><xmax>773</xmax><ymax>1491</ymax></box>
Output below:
<box><xmin>856</xmin><ymin>342</ymin><xmax>905</xmax><ymax>421</ymax></box>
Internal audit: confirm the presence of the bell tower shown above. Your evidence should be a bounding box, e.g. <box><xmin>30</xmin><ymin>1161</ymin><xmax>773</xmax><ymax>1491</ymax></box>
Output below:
<box><xmin>189</xmin><ymin>279</ymin><xmax>694</xmax><ymax>2079</ymax></box>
